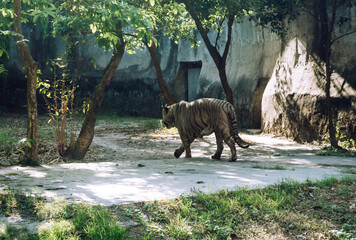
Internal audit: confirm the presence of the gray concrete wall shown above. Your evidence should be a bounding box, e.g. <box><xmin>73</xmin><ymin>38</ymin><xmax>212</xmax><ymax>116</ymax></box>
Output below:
<box><xmin>175</xmin><ymin>18</ymin><xmax>281</xmax><ymax>126</ymax></box>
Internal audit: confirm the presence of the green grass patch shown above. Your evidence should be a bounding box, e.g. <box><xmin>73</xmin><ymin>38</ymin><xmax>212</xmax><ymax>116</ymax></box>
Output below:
<box><xmin>316</xmin><ymin>146</ymin><xmax>356</xmax><ymax>157</ymax></box>
<box><xmin>341</xmin><ymin>168</ymin><xmax>356</xmax><ymax>174</ymax></box>
<box><xmin>139</xmin><ymin>119</ymin><xmax>162</xmax><ymax>131</ymax></box>
<box><xmin>1</xmin><ymin>177</ymin><xmax>355</xmax><ymax>239</ymax></box>
<box><xmin>0</xmin><ymin>190</ymin><xmax>127</xmax><ymax>240</ymax></box>
<box><xmin>137</xmin><ymin>177</ymin><xmax>355</xmax><ymax>239</ymax></box>
<box><xmin>251</xmin><ymin>164</ymin><xmax>287</xmax><ymax>170</ymax></box>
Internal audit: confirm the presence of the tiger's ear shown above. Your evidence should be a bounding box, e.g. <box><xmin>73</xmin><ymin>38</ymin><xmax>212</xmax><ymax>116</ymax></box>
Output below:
<box><xmin>162</xmin><ymin>104</ymin><xmax>169</xmax><ymax>114</ymax></box>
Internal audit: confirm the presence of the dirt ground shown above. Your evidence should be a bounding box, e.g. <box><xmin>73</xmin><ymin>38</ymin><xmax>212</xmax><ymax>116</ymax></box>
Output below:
<box><xmin>1</xmin><ymin>120</ymin><xmax>356</xmax><ymax>235</ymax></box>
<box><xmin>89</xmin><ymin>126</ymin><xmax>318</xmax><ymax>164</ymax></box>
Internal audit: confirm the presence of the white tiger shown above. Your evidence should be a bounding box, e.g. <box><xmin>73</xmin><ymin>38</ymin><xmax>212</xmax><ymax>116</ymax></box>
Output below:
<box><xmin>162</xmin><ymin>98</ymin><xmax>249</xmax><ymax>162</ymax></box>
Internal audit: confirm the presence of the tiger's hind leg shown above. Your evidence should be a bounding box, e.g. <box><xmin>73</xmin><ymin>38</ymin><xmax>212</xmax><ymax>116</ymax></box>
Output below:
<box><xmin>218</xmin><ymin>121</ymin><xmax>237</xmax><ymax>162</ymax></box>
<box><xmin>224</xmin><ymin>137</ymin><xmax>237</xmax><ymax>162</ymax></box>
<box><xmin>212</xmin><ymin>132</ymin><xmax>223</xmax><ymax>160</ymax></box>
<box><xmin>183</xmin><ymin>140</ymin><xmax>192</xmax><ymax>158</ymax></box>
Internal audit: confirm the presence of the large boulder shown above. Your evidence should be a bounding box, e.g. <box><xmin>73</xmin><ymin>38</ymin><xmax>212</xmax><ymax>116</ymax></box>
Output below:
<box><xmin>262</xmin><ymin>37</ymin><xmax>356</xmax><ymax>142</ymax></box>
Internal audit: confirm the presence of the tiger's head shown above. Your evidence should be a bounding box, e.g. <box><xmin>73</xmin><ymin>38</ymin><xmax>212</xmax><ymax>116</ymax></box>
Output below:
<box><xmin>162</xmin><ymin>105</ymin><xmax>175</xmax><ymax>129</ymax></box>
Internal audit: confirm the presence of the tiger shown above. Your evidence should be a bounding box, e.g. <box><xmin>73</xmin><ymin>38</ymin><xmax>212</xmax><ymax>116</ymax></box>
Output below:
<box><xmin>162</xmin><ymin>98</ymin><xmax>249</xmax><ymax>162</ymax></box>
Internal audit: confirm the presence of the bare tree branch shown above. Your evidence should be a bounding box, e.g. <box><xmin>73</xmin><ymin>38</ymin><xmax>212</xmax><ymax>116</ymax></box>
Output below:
<box><xmin>331</xmin><ymin>29</ymin><xmax>356</xmax><ymax>44</ymax></box>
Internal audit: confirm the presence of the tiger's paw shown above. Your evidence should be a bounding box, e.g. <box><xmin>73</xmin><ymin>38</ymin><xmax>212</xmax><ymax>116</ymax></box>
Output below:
<box><xmin>211</xmin><ymin>154</ymin><xmax>221</xmax><ymax>160</ymax></box>
<box><xmin>174</xmin><ymin>149</ymin><xmax>183</xmax><ymax>158</ymax></box>
<box><xmin>229</xmin><ymin>157</ymin><xmax>237</xmax><ymax>162</ymax></box>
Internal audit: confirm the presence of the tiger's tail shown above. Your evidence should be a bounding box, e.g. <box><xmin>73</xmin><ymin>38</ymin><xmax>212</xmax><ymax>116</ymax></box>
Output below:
<box><xmin>228</xmin><ymin>105</ymin><xmax>249</xmax><ymax>148</ymax></box>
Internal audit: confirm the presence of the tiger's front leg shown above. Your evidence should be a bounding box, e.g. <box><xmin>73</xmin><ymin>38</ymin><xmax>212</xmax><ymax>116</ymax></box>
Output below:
<box><xmin>174</xmin><ymin>144</ymin><xmax>185</xmax><ymax>158</ymax></box>
<box><xmin>176</xmin><ymin>131</ymin><xmax>193</xmax><ymax>158</ymax></box>
<box><xmin>174</xmin><ymin>142</ymin><xmax>192</xmax><ymax>158</ymax></box>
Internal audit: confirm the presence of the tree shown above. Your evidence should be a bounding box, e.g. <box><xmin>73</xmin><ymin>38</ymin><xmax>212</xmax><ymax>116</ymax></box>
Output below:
<box><xmin>309</xmin><ymin>0</ymin><xmax>356</xmax><ymax>148</ymax></box>
<box><xmin>177</xmin><ymin>0</ymin><xmax>249</xmax><ymax>106</ymax></box>
<box><xmin>1</xmin><ymin>0</ymin><xmax>55</xmax><ymax>165</ymax></box>
<box><xmin>129</xmin><ymin>0</ymin><xmax>197</xmax><ymax>106</ymax></box>
<box><xmin>0</xmin><ymin>7</ymin><xmax>12</xmax><ymax>108</ymax></box>
<box><xmin>54</xmin><ymin>0</ymin><xmax>157</xmax><ymax>160</ymax></box>
<box><xmin>251</xmin><ymin>0</ymin><xmax>356</xmax><ymax>148</ymax></box>
<box><xmin>13</xmin><ymin>0</ymin><xmax>39</xmax><ymax>165</ymax></box>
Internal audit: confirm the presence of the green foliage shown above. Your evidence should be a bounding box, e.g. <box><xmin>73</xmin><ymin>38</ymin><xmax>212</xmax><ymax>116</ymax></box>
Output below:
<box><xmin>37</xmin><ymin>58</ymin><xmax>84</xmax><ymax>156</ymax></box>
<box><xmin>25</xmin><ymin>0</ymin><xmax>56</xmax><ymax>34</ymax></box>
<box><xmin>138</xmin><ymin>0</ymin><xmax>198</xmax><ymax>45</ymax></box>
<box><xmin>179</xmin><ymin>0</ymin><xmax>250</xmax><ymax>37</ymax></box>
<box><xmin>54</xmin><ymin>0</ymin><xmax>156</xmax><ymax>54</ymax></box>
<box><xmin>0</xmin><ymin>8</ymin><xmax>11</xmax><ymax>86</ymax></box>
<box><xmin>1</xmin><ymin>0</ymin><xmax>56</xmax><ymax>35</ymax></box>
<box><xmin>0</xmin><ymin>1</ymin><xmax>14</xmax><ymax>31</ymax></box>
<box><xmin>248</xmin><ymin>0</ymin><xmax>301</xmax><ymax>36</ymax></box>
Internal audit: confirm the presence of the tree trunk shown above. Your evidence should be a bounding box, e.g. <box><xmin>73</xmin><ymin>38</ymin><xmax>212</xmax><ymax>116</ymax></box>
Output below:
<box><xmin>146</xmin><ymin>42</ymin><xmax>176</xmax><ymax>106</ymax></box>
<box><xmin>324</xmin><ymin>0</ymin><xmax>339</xmax><ymax>148</ymax></box>
<box><xmin>66</xmin><ymin>40</ymin><xmax>126</xmax><ymax>160</ymax></box>
<box><xmin>317</xmin><ymin>0</ymin><xmax>328</xmax><ymax>61</ymax></box>
<box><xmin>217</xmin><ymin>65</ymin><xmax>234</xmax><ymax>105</ymax></box>
<box><xmin>325</xmin><ymin>59</ymin><xmax>338</xmax><ymax>148</ymax></box>
<box><xmin>181</xmin><ymin>0</ymin><xmax>235</xmax><ymax>106</ymax></box>
<box><xmin>13</xmin><ymin>0</ymin><xmax>39</xmax><ymax>165</ymax></box>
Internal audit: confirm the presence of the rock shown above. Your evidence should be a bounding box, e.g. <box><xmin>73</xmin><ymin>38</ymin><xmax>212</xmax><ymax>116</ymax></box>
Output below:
<box><xmin>262</xmin><ymin>37</ymin><xmax>356</xmax><ymax>142</ymax></box>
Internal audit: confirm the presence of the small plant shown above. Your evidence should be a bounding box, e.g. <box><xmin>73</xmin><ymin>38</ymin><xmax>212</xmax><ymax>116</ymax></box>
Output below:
<box><xmin>322</xmin><ymin>120</ymin><xmax>356</xmax><ymax>152</ymax></box>
<box><xmin>37</xmin><ymin>58</ymin><xmax>86</xmax><ymax>157</ymax></box>
<box><xmin>39</xmin><ymin>220</ymin><xmax>78</xmax><ymax>240</ymax></box>
<box><xmin>81</xmin><ymin>206</ymin><xmax>127</xmax><ymax>240</ymax></box>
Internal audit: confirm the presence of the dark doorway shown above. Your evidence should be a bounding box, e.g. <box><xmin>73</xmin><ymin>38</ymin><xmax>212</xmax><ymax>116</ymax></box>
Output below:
<box><xmin>173</xmin><ymin>61</ymin><xmax>202</xmax><ymax>101</ymax></box>
<box><xmin>251</xmin><ymin>77</ymin><xmax>269</xmax><ymax>129</ymax></box>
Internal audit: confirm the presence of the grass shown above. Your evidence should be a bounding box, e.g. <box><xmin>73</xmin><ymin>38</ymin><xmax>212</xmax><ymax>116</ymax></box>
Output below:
<box><xmin>1</xmin><ymin>177</ymin><xmax>354</xmax><ymax>239</ymax></box>
<box><xmin>0</xmin><ymin>190</ymin><xmax>127</xmax><ymax>240</ymax></box>
<box><xmin>251</xmin><ymin>164</ymin><xmax>287</xmax><ymax>170</ymax></box>
<box><xmin>316</xmin><ymin>146</ymin><xmax>356</xmax><ymax>157</ymax></box>
<box><xmin>95</xmin><ymin>114</ymin><xmax>165</xmax><ymax>133</ymax></box>
<box><xmin>135</xmin><ymin>177</ymin><xmax>355</xmax><ymax>239</ymax></box>
<box><xmin>341</xmin><ymin>168</ymin><xmax>356</xmax><ymax>174</ymax></box>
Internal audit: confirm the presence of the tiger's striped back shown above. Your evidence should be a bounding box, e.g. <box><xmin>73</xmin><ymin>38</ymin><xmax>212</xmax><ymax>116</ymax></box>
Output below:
<box><xmin>163</xmin><ymin>98</ymin><xmax>249</xmax><ymax>148</ymax></box>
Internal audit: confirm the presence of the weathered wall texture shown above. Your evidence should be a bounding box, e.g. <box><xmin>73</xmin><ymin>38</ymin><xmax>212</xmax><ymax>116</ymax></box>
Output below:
<box><xmin>262</xmin><ymin>10</ymin><xmax>356</xmax><ymax>141</ymax></box>
<box><xmin>176</xmin><ymin>19</ymin><xmax>281</xmax><ymax>127</ymax></box>
<box><xmin>71</xmin><ymin>36</ymin><xmax>179</xmax><ymax>117</ymax></box>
